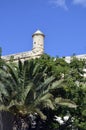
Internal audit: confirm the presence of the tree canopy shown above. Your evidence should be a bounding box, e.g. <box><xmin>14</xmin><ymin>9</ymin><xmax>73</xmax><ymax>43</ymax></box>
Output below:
<box><xmin>0</xmin><ymin>54</ymin><xmax>86</xmax><ymax>130</ymax></box>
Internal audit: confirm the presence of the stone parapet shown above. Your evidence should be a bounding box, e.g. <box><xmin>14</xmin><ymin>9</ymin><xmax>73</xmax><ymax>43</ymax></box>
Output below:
<box><xmin>2</xmin><ymin>50</ymin><xmax>43</xmax><ymax>62</ymax></box>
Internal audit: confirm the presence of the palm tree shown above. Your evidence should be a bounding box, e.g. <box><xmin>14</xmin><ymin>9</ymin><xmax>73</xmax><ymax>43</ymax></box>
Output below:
<box><xmin>0</xmin><ymin>58</ymin><xmax>77</xmax><ymax>130</ymax></box>
<box><xmin>0</xmin><ymin>59</ymin><xmax>56</xmax><ymax>129</ymax></box>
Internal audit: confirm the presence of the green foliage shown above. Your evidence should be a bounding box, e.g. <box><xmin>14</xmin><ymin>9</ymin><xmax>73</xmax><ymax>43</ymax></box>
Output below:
<box><xmin>0</xmin><ymin>57</ymin><xmax>69</xmax><ymax>121</ymax></box>
<box><xmin>38</xmin><ymin>54</ymin><xmax>86</xmax><ymax>130</ymax></box>
<box><xmin>0</xmin><ymin>54</ymin><xmax>86</xmax><ymax>130</ymax></box>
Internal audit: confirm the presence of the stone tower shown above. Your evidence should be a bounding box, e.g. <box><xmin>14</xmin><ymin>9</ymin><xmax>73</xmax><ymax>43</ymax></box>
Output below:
<box><xmin>32</xmin><ymin>30</ymin><xmax>45</xmax><ymax>54</ymax></box>
<box><xmin>2</xmin><ymin>29</ymin><xmax>45</xmax><ymax>62</ymax></box>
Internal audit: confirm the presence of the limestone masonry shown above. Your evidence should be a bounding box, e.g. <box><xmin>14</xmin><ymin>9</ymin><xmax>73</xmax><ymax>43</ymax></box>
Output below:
<box><xmin>2</xmin><ymin>29</ymin><xmax>86</xmax><ymax>63</ymax></box>
<box><xmin>2</xmin><ymin>30</ymin><xmax>45</xmax><ymax>62</ymax></box>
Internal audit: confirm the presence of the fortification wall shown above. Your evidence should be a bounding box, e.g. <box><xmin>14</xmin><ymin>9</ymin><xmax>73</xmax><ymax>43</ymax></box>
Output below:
<box><xmin>2</xmin><ymin>50</ymin><xmax>43</xmax><ymax>62</ymax></box>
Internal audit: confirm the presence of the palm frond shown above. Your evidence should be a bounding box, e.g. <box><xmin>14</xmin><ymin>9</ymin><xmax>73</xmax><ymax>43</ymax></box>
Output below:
<box><xmin>41</xmin><ymin>99</ymin><xmax>55</xmax><ymax>110</ymax></box>
<box><xmin>21</xmin><ymin>83</ymin><xmax>34</xmax><ymax>104</ymax></box>
<box><xmin>39</xmin><ymin>93</ymin><xmax>53</xmax><ymax>100</ymax></box>
<box><xmin>34</xmin><ymin>108</ymin><xmax>47</xmax><ymax>120</ymax></box>
<box><xmin>0</xmin><ymin>82</ymin><xmax>9</xmax><ymax>97</ymax></box>
<box><xmin>36</xmin><ymin>76</ymin><xmax>55</xmax><ymax>93</ymax></box>
<box><xmin>32</xmin><ymin>63</ymin><xmax>40</xmax><ymax>76</ymax></box>
<box><xmin>0</xmin><ymin>105</ymin><xmax>8</xmax><ymax>111</ymax></box>
<box><xmin>6</xmin><ymin>64</ymin><xmax>19</xmax><ymax>87</ymax></box>
<box><xmin>49</xmin><ymin>79</ymin><xmax>64</xmax><ymax>90</ymax></box>
<box><xmin>55</xmin><ymin>97</ymin><xmax>77</xmax><ymax>108</ymax></box>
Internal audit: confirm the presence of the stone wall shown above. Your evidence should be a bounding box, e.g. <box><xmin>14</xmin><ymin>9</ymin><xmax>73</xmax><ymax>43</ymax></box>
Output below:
<box><xmin>2</xmin><ymin>50</ymin><xmax>43</xmax><ymax>62</ymax></box>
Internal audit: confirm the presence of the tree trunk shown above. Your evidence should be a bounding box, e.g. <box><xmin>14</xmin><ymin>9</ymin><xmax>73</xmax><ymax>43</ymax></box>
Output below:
<box><xmin>0</xmin><ymin>112</ymin><xmax>3</xmax><ymax>130</ymax></box>
<box><xmin>13</xmin><ymin>115</ymin><xmax>29</xmax><ymax>130</ymax></box>
<box><xmin>0</xmin><ymin>111</ymin><xmax>14</xmax><ymax>130</ymax></box>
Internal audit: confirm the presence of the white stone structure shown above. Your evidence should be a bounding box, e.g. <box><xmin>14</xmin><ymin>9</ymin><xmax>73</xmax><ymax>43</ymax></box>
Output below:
<box><xmin>2</xmin><ymin>30</ymin><xmax>45</xmax><ymax>62</ymax></box>
<box><xmin>1</xmin><ymin>29</ymin><xmax>86</xmax><ymax>65</ymax></box>
<box><xmin>65</xmin><ymin>54</ymin><xmax>86</xmax><ymax>63</ymax></box>
<box><xmin>65</xmin><ymin>55</ymin><xmax>86</xmax><ymax>77</ymax></box>
<box><xmin>32</xmin><ymin>30</ymin><xmax>45</xmax><ymax>54</ymax></box>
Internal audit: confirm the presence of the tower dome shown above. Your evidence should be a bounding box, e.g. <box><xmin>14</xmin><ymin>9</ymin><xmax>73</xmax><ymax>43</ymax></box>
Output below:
<box><xmin>32</xmin><ymin>30</ymin><xmax>45</xmax><ymax>37</ymax></box>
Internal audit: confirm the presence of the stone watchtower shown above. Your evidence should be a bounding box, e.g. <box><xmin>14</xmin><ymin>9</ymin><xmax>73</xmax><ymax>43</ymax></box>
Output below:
<box><xmin>2</xmin><ymin>29</ymin><xmax>45</xmax><ymax>62</ymax></box>
<box><xmin>32</xmin><ymin>30</ymin><xmax>45</xmax><ymax>54</ymax></box>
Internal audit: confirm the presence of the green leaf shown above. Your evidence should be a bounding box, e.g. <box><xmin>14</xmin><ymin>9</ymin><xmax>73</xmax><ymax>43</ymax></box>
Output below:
<box><xmin>55</xmin><ymin>97</ymin><xmax>77</xmax><ymax>108</ymax></box>
<box><xmin>35</xmin><ymin>108</ymin><xmax>47</xmax><ymax>120</ymax></box>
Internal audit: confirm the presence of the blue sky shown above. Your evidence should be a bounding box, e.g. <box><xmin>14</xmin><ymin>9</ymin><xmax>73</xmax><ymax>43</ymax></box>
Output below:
<box><xmin>0</xmin><ymin>0</ymin><xmax>86</xmax><ymax>57</ymax></box>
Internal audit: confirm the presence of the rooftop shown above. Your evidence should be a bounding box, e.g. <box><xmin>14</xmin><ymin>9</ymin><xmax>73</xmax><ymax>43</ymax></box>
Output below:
<box><xmin>32</xmin><ymin>30</ymin><xmax>45</xmax><ymax>37</ymax></box>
